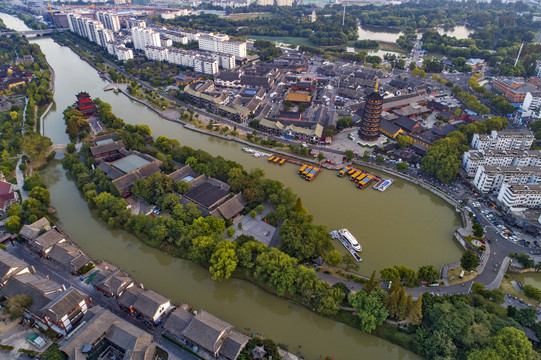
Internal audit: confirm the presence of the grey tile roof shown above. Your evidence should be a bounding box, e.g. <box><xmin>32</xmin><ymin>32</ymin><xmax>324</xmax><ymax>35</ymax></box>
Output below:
<box><xmin>133</xmin><ymin>289</ymin><xmax>170</xmax><ymax>319</ymax></box>
<box><xmin>19</xmin><ymin>217</ymin><xmax>51</xmax><ymax>240</ymax></box>
<box><xmin>0</xmin><ymin>250</ymin><xmax>28</xmax><ymax>282</ymax></box>
<box><xmin>1</xmin><ymin>274</ymin><xmax>64</xmax><ymax>316</ymax></box>
<box><xmin>59</xmin><ymin>306</ymin><xmax>155</xmax><ymax>360</ymax></box>
<box><xmin>96</xmin><ymin>269</ymin><xmax>134</xmax><ymax>296</ymax></box>
<box><xmin>33</xmin><ymin>229</ymin><xmax>65</xmax><ymax>252</ymax></box>
<box><xmin>220</xmin><ymin>330</ymin><xmax>250</xmax><ymax>360</ymax></box>
<box><xmin>118</xmin><ymin>286</ymin><xmax>144</xmax><ymax>309</ymax></box>
<box><xmin>182</xmin><ymin>310</ymin><xmax>233</xmax><ymax>354</ymax></box>
<box><xmin>163</xmin><ymin>307</ymin><xmax>194</xmax><ymax>337</ymax></box>
<box><xmin>41</xmin><ymin>288</ymin><xmax>86</xmax><ymax>322</ymax></box>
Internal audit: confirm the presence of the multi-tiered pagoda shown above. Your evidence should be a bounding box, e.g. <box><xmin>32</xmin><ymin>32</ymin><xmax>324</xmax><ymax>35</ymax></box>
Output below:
<box><xmin>358</xmin><ymin>79</ymin><xmax>383</xmax><ymax>141</ymax></box>
<box><xmin>76</xmin><ymin>92</ymin><xmax>97</xmax><ymax>117</ymax></box>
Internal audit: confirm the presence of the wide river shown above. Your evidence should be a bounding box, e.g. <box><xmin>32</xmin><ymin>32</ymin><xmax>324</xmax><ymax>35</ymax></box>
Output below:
<box><xmin>2</xmin><ymin>13</ymin><xmax>464</xmax><ymax>359</ymax></box>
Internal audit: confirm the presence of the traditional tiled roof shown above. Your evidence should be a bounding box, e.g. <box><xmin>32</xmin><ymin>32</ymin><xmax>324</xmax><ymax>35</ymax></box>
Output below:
<box><xmin>0</xmin><ymin>250</ymin><xmax>28</xmax><ymax>283</ymax></box>
<box><xmin>163</xmin><ymin>307</ymin><xmax>194</xmax><ymax>337</ymax></box>
<box><xmin>19</xmin><ymin>217</ymin><xmax>51</xmax><ymax>240</ymax></box>
<box><xmin>33</xmin><ymin>229</ymin><xmax>65</xmax><ymax>252</ymax></box>
<box><xmin>220</xmin><ymin>330</ymin><xmax>250</xmax><ymax>360</ymax></box>
<box><xmin>182</xmin><ymin>310</ymin><xmax>233</xmax><ymax>354</ymax></box>
<box><xmin>41</xmin><ymin>288</ymin><xmax>86</xmax><ymax>322</ymax></box>
<box><xmin>133</xmin><ymin>289</ymin><xmax>170</xmax><ymax>320</ymax></box>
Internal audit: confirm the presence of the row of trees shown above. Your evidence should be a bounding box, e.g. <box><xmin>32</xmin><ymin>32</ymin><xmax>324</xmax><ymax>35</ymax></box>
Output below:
<box><xmin>379</xmin><ymin>265</ymin><xmax>440</xmax><ymax>285</ymax></box>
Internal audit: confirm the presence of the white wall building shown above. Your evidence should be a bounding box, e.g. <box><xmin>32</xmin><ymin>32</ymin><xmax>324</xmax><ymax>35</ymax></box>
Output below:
<box><xmin>497</xmin><ymin>183</ymin><xmax>541</xmax><ymax>211</ymax></box>
<box><xmin>522</xmin><ymin>92</ymin><xmax>541</xmax><ymax>120</ymax></box>
<box><xmin>471</xmin><ymin>130</ymin><xmax>534</xmax><ymax>151</ymax></box>
<box><xmin>199</xmin><ymin>33</ymin><xmax>246</xmax><ymax>58</ymax></box>
<box><xmin>145</xmin><ymin>45</ymin><xmax>169</xmax><ymax>62</ymax></box>
<box><xmin>131</xmin><ymin>27</ymin><xmax>161</xmax><ymax>50</ymax></box>
<box><xmin>473</xmin><ymin>165</ymin><xmax>541</xmax><ymax>193</ymax></box>
<box><xmin>462</xmin><ymin>149</ymin><xmax>541</xmax><ymax>177</ymax></box>
<box><xmin>116</xmin><ymin>46</ymin><xmax>134</xmax><ymax>61</ymax></box>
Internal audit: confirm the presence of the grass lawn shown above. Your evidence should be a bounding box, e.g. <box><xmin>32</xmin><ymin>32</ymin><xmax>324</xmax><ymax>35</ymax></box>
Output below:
<box><xmin>447</xmin><ymin>267</ymin><xmax>478</xmax><ymax>285</ymax></box>
<box><xmin>500</xmin><ymin>276</ymin><xmax>539</xmax><ymax>307</ymax></box>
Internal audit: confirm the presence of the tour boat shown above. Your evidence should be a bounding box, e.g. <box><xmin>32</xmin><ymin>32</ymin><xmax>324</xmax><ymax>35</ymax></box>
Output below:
<box><xmin>338</xmin><ymin>228</ymin><xmax>362</xmax><ymax>252</ymax></box>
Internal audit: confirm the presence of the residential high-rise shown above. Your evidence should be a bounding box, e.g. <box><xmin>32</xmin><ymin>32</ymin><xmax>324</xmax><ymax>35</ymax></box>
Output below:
<box><xmin>199</xmin><ymin>33</ymin><xmax>246</xmax><ymax>58</ymax></box>
<box><xmin>358</xmin><ymin>79</ymin><xmax>383</xmax><ymax>141</ymax></box>
<box><xmin>96</xmin><ymin>11</ymin><xmax>120</xmax><ymax>32</ymax></box>
<box><xmin>131</xmin><ymin>27</ymin><xmax>161</xmax><ymax>50</ymax></box>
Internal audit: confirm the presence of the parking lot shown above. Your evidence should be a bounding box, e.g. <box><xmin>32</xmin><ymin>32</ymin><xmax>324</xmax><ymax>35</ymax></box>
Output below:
<box><xmin>0</xmin><ymin>313</ymin><xmax>50</xmax><ymax>357</ymax></box>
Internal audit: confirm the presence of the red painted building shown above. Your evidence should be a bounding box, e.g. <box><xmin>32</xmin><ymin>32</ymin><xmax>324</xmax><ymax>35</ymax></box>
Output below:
<box><xmin>76</xmin><ymin>92</ymin><xmax>96</xmax><ymax>117</ymax></box>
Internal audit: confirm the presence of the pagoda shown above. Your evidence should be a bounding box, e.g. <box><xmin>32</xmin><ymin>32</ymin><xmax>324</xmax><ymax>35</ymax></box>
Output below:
<box><xmin>358</xmin><ymin>79</ymin><xmax>383</xmax><ymax>141</ymax></box>
<box><xmin>76</xmin><ymin>92</ymin><xmax>97</xmax><ymax>117</ymax></box>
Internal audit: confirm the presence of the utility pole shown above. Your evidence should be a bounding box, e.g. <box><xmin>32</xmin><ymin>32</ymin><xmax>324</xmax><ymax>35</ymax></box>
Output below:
<box><xmin>342</xmin><ymin>5</ymin><xmax>346</xmax><ymax>26</ymax></box>
<box><xmin>514</xmin><ymin>42</ymin><xmax>524</xmax><ymax>67</ymax></box>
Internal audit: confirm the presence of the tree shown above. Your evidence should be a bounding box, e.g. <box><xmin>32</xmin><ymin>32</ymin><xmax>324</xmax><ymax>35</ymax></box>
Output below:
<box><xmin>189</xmin><ymin>236</ymin><xmax>216</xmax><ymax>264</ymax></box>
<box><xmin>461</xmin><ymin>250</ymin><xmax>479</xmax><ymax>272</ymax></box>
<box><xmin>396</xmin><ymin>162</ymin><xmax>409</xmax><ymax>171</ymax></box>
<box><xmin>407</xmin><ymin>294</ymin><xmax>423</xmax><ymax>325</ymax></box>
<box><xmin>325</xmin><ymin>250</ymin><xmax>342</xmax><ymax>267</ymax></box>
<box><xmin>5</xmin><ymin>293</ymin><xmax>32</xmax><ymax>319</ymax></box>
<box><xmin>29</xmin><ymin>186</ymin><xmax>50</xmax><ymax>207</ymax></box>
<box><xmin>21</xmin><ymin>133</ymin><xmax>52</xmax><ymax>161</ymax></box>
<box><xmin>255</xmin><ymin>204</ymin><xmax>264</xmax><ymax>214</ymax></box>
<box><xmin>380</xmin><ymin>266</ymin><xmax>400</xmax><ymax>281</ymax></box>
<box><xmin>348</xmin><ymin>288</ymin><xmax>389</xmax><ymax>333</ymax></box>
<box><xmin>417</xmin><ymin>265</ymin><xmax>439</xmax><ymax>283</ymax></box>
<box><xmin>364</xmin><ymin>270</ymin><xmax>377</xmax><ymax>292</ymax></box>
<box><xmin>5</xmin><ymin>215</ymin><xmax>22</xmax><ymax>234</ymax></box>
<box><xmin>396</xmin><ymin>135</ymin><xmax>413</xmax><ymax>148</ymax></box>
<box><xmin>344</xmin><ymin>150</ymin><xmax>355</xmax><ymax>162</ymax></box>
<box><xmin>468</xmin><ymin>327</ymin><xmax>537</xmax><ymax>360</ymax></box>
<box><xmin>226</xmin><ymin>227</ymin><xmax>236</xmax><ymax>238</ymax></box>
<box><xmin>250</xmin><ymin>210</ymin><xmax>257</xmax><ymax>219</ymax></box>
<box><xmin>209</xmin><ymin>241</ymin><xmax>238</xmax><ymax>281</ymax></box>
<box><xmin>522</xmin><ymin>284</ymin><xmax>541</xmax><ymax>301</ymax></box>
<box><xmin>175</xmin><ymin>180</ymin><xmax>190</xmax><ymax>194</ymax></box>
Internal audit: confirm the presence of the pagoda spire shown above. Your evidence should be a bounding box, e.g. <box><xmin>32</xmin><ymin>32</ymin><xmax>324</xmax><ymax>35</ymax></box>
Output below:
<box><xmin>375</xmin><ymin>77</ymin><xmax>379</xmax><ymax>93</ymax></box>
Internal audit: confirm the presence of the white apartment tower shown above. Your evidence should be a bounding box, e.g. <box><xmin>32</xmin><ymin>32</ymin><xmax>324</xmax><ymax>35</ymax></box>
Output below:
<box><xmin>471</xmin><ymin>130</ymin><xmax>534</xmax><ymax>151</ymax></box>
<box><xmin>198</xmin><ymin>33</ymin><xmax>246</xmax><ymax>58</ymax></box>
<box><xmin>96</xmin><ymin>12</ymin><xmax>121</xmax><ymax>32</ymax></box>
<box><xmin>132</xmin><ymin>27</ymin><xmax>161</xmax><ymax>50</ymax></box>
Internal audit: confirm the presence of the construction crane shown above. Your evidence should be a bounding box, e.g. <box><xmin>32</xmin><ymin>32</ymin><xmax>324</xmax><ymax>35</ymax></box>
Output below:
<box><xmin>47</xmin><ymin>4</ymin><xmax>57</xmax><ymax>28</ymax></box>
<box><xmin>86</xmin><ymin>4</ymin><xmax>95</xmax><ymax>10</ymax></box>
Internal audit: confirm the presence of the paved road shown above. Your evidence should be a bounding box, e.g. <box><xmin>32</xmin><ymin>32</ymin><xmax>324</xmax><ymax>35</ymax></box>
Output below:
<box><xmin>7</xmin><ymin>243</ymin><xmax>199</xmax><ymax>360</ymax></box>
<box><xmin>15</xmin><ymin>156</ymin><xmax>27</xmax><ymax>201</ymax></box>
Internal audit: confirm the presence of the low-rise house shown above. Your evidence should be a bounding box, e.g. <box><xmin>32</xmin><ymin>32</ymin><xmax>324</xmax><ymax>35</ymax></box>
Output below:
<box><xmin>182</xmin><ymin>310</ymin><xmax>233</xmax><ymax>357</ymax></box>
<box><xmin>133</xmin><ymin>289</ymin><xmax>172</xmax><ymax>324</ymax></box>
<box><xmin>19</xmin><ymin>217</ymin><xmax>51</xmax><ymax>241</ymax></box>
<box><xmin>41</xmin><ymin>288</ymin><xmax>88</xmax><ymax>335</ymax></box>
<box><xmin>29</xmin><ymin>228</ymin><xmax>67</xmax><ymax>256</ymax></box>
<box><xmin>95</xmin><ymin>268</ymin><xmax>134</xmax><ymax>298</ymax></box>
<box><xmin>162</xmin><ymin>306</ymin><xmax>194</xmax><ymax>343</ymax></box>
<box><xmin>379</xmin><ymin>119</ymin><xmax>403</xmax><ymax>139</ymax></box>
<box><xmin>1</xmin><ymin>273</ymin><xmax>65</xmax><ymax>328</ymax></box>
<box><xmin>220</xmin><ymin>330</ymin><xmax>250</xmax><ymax>360</ymax></box>
<box><xmin>209</xmin><ymin>193</ymin><xmax>246</xmax><ymax>222</ymax></box>
<box><xmin>0</xmin><ymin>250</ymin><xmax>30</xmax><ymax>286</ymax></box>
<box><xmin>118</xmin><ymin>285</ymin><xmax>145</xmax><ymax>311</ymax></box>
<box><xmin>90</xmin><ymin>140</ymin><xmax>126</xmax><ymax>163</ymax></box>
<box><xmin>46</xmin><ymin>242</ymin><xmax>92</xmax><ymax>274</ymax></box>
<box><xmin>59</xmin><ymin>306</ymin><xmax>157</xmax><ymax>360</ymax></box>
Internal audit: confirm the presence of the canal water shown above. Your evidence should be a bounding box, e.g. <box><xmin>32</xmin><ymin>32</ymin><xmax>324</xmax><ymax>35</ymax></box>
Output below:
<box><xmin>357</xmin><ymin>25</ymin><xmax>474</xmax><ymax>43</ymax></box>
<box><xmin>0</xmin><ymin>12</ymin><xmax>462</xmax><ymax>359</ymax></box>
<box><xmin>510</xmin><ymin>273</ymin><xmax>541</xmax><ymax>289</ymax></box>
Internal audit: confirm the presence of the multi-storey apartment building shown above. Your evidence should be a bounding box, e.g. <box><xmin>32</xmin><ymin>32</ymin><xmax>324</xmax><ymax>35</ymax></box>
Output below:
<box><xmin>132</xmin><ymin>27</ymin><xmax>161</xmax><ymax>50</ymax></box>
<box><xmin>497</xmin><ymin>183</ymin><xmax>541</xmax><ymax>211</ymax></box>
<box><xmin>473</xmin><ymin>165</ymin><xmax>541</xmax><ymax>193</ymax></box>
<box><xmin>471</xmin><ymin>130</ymin><xmax>534</xmax><ymax>151</ymax></box>
<box><xmin>462</xmin><ymin>149</ymin><xmax>541</xmax><ymax>176</ymax></box>
<box><xmin>199</xmin><ymin>33</ymin><xmax>246</xmax><ymax>58</ymax></box>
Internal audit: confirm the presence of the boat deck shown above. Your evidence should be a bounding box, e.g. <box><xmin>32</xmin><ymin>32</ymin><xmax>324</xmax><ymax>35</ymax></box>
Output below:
<box><xmin>330</xmin><ymin>230</ymin><xmax>362</xmax><ymax>262</ymax></box>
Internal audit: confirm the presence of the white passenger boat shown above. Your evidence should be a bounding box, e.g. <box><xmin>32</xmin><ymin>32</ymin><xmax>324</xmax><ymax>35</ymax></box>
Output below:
<box><xmin>338</xmin><ymin>228</ymin><xmax>362</xmax><ymax>252</ymax></box>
